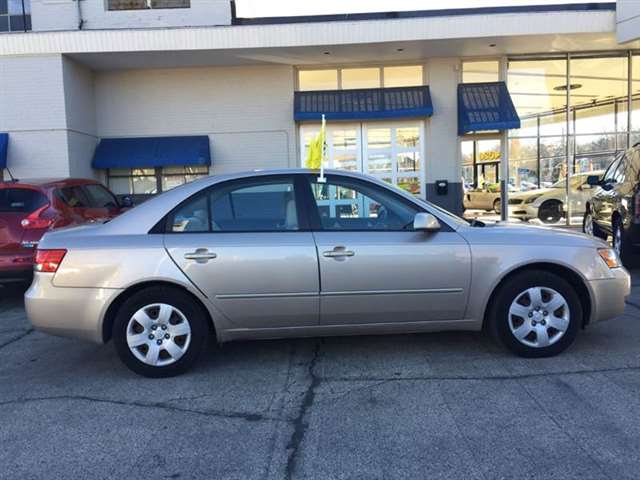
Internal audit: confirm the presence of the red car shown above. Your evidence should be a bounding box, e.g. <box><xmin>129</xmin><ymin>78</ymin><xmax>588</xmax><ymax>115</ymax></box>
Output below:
<box><xmin>0</xmin><ymin>178</ymin><xmax>125</xmax><ymax>283</ymax></box>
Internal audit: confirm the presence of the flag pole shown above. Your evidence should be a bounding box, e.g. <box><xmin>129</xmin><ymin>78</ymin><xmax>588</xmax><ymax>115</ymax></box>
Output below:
<box><xmin>318</xmin><ymin>114</ymin><xmax>327</xmax><ymax>183</ymax></box>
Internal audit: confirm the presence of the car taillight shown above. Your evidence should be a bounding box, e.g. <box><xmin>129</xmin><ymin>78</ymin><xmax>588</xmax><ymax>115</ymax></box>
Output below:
<box><xmin>34</xmin><ymin>249</ymin><xmax>67</xmax><ymax>273</ymax></box>
<box><xmin>21</xmin><ymin>204</ymin><xmax>54</xmax><ymax>230</ymax></box>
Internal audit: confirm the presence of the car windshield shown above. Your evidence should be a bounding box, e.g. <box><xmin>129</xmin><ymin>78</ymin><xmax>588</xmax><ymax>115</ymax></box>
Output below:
<box><xmin>0</xmin><ymin>188</ymin><xmax>48</xmax><ymax>213</ymax></box>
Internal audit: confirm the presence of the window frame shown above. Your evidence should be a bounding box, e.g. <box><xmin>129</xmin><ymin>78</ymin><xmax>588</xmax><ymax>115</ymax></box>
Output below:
<box><xmin>107</xmin><ymin>166</ymin><xmax>208</xmax><ymax>199</ymax></box>
<box><xmin>160</xmin><ymin>174</ymin><xmax>311</xmax><ymax>234</ymax></box>
<box><xmin>298</xmin><ymin>173</ymin><xmax>452</xmax><ymax>233</ymax></box>
<box><xmin>106</xmin><ymin>0</ymin><xmax>190</xmax><ymax>11</ymax></box>
<box><xmin>296</xmin><ymin>64</ymin><xmax>425</xmax><ymax>92</ymax></box>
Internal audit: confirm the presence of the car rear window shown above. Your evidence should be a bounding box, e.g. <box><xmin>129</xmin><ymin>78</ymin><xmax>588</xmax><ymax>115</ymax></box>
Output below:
<box><xmin>0</xmin><ymin>188</ymin><xmax>48</xmax><ymax>213</ymax></box>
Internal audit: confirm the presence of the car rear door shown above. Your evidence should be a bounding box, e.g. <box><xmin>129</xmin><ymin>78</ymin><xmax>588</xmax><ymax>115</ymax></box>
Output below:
<box><xmin>301</xmin><ymin>174</ymin><xmax>472</xmax><ymax>326</ymax></box>
<box><xmin>164</xmin><ymin>174</ymin><xmax>319</xmax><ymax>329</ymax></box>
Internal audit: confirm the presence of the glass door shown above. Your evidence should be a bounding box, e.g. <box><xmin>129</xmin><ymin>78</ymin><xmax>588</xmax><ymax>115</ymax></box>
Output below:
<box><xmin>300</xmin><ymin>121</ymin><xmax>424</xmax><ymax>197</ymax></box>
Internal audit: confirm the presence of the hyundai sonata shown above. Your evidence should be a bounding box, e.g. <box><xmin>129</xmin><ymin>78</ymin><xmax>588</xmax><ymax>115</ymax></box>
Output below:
<box><xmin>25</xmin><ymin>170</ymin><xmax>630</xmax><ymax>377</ymax></box>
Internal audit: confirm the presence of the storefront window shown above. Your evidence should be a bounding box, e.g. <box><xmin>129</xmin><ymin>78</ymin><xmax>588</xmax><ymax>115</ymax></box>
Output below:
<box><xmin>108</xmin><ymin>166</ymin><xmax>208</xmax><ymax>200</ymax></box>
<box><xmin>384</xmin><ymin>66</ymin><xmax>423</xmax><ymax>88</ymax></box>
<box><xmin>341</xmin><ymin>68</ymin><xmax>381</xmax><ymax>90</ymax></box>
<box><xmin>298</xmin><ymin>69</ymin><xmax>338</xmax><ymax>91</ymax></box>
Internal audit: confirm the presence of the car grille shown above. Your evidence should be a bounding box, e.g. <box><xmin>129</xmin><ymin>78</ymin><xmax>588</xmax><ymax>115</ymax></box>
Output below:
<box><xmin>508</xmin><ymin>199</ymin><xmax>524</xmax><ymax>205</ymax></box>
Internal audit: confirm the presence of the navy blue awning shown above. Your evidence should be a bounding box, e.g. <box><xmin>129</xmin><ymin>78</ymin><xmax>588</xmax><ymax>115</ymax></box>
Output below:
<box><xmin>294</xmin><ymin>86</ymin><xmax>433</xmax><ymax>121</ymax></box>
<box><xmin>458</xmin><ymin>82</ymin><xmax>520</xmax><ymax>135</ymax></box>
<box><xmin>0</xmin><ymin>133</ymin><xmax>8</xmax><ymax>169</ymax></box>
<box><xmin>92</xmin><ymin>136</ymin><xmax>211</xmax><ymax>169</ymax></box>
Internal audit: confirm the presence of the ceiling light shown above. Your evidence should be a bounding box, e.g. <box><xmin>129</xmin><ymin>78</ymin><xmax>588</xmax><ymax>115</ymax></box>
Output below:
<box><xmin>553</xmin><ymin>83</ymin><xmax>582</xmax><ymax>91</ymax></box>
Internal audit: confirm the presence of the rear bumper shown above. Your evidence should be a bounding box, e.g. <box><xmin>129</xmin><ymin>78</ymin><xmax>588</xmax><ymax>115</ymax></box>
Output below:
<box><xmin>25</xmin><ymin>272</ymin><xmax>123</xmax><ymax>344</ymax></box>
<box><xmin>587</xmin><ymin>267</ymin><xmax>631</xmax><ymax>324</ymax></box>
<box><xmin>0</xmin><ymin>253</ymin><xmax>33</xmax><ymax>283</ymax></box>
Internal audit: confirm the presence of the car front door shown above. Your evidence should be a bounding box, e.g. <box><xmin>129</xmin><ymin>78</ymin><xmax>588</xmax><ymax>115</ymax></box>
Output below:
<box><xmin>302</xmin><ymin>174</ymin><xmax>472</xmax><ymax>326</ymax></box>
<box><xmin>592</xmin><ymin>157</ymin><xmax>623</xmax><ymax>232</ymax></box>
<box><xmin>163</xmin><ymin>175</ymin><xmax>319</xmax><ymax>329</ymax></box>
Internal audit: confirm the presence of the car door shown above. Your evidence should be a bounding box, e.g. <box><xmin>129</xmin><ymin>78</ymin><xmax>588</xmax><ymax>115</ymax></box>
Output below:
<box><xmin>164</xmin><ymin>174</ymin><xmax>319</xmax><ymax>329</ymax></box>
<box><xmin>301</xmin><ymin>174</ymin><xmax>472</xmax><ymax>326</ymax></box>
<box><xmin>592</xmin><ymin>157</ymin><xmax>623</xmax><ymax>232</ymax></box>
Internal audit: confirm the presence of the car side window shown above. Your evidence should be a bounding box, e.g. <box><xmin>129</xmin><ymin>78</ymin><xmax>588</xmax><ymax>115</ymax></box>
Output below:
<box><xmin>58</xmin><ymin>186</ymin><xmax>90</xmax><ymax>208</ymax></box>
<box><xmin>308</xmin><ymin>176</ymin><xmax>419</xmax><ymax>231</ymax></box>
<box><xmin>168</xmin><ymin>177</ymin><xmax>299</xmax><ymax>233</ymax></box>
<box><xmin>83</xmin><ymin>184</ymin><xmax>119</xmax><ymax>209</ymax></box>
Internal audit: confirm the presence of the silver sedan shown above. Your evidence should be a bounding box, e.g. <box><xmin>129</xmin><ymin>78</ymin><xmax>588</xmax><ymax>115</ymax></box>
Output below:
<box><xmin>25</xmin><ymin>169</ymin><xmax>630</xmax><ymax>377</ymax></box>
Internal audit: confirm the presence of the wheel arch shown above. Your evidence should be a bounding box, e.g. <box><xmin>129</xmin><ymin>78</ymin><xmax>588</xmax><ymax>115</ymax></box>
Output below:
<box><xmin>482</xmin><ymin>262</ymin><xmax>592</xmax><ymax>330</ymax></box>
<box><xmin>102</xmin><ymin>280</ymin><xmax>217</xmax><ymax>343</ymax></box>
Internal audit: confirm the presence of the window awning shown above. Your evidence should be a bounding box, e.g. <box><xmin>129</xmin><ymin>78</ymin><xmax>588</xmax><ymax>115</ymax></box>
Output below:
<box><xmin>458</xmin><ymin>82</ymin><xmax>520</xmax><ymax>135</ymax></box>
<box><xmin>294</xmin><ymin>86</ymin><xmax>433</xmax><ymax>121</ymax></box>
<box><xmin>0</xmin><ymin>133</ymin><xmax>8</xmax><ymax>169</ymax></box>
<box><xmin>92</xmin><ymin>136</ymin><xmax>211</xmax><ymax>169</ymax></box>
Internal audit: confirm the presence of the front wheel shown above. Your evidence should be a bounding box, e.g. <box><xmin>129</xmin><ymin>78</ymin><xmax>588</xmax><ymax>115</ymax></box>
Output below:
<box><xmin>113</xmin><ymin>286</ymin><xmax>209</xmax><ymax>377</ymax></box>
<box><xmin>582</xmin><ymin>211</ymin><xmax>606</xmax><ymax>239</ymax></box>
<box><xmin>488</xmin><ymin>270</ymin><xmax>581</xmax><ymax>358</ymax></box>
<box><xmin>493</xmin><ymin>198</ymin><xmax>501</xmax><ymax>214</ymax></box>
<box><xmin>612</xmin><ymin>218</ymin><xmax>636</xmax><ymax>267</ymax></box>
<box><xmin>538</xmin><ymin>200</ymin><xmax>563</xmax><ymax>224</ymax></box>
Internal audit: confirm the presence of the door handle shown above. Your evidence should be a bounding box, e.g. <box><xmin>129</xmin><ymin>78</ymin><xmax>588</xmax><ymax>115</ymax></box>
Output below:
<box><xmin>184</xmin><ymin>249</ymin><xmax>217</xmax><ymax>263</ymax></box>
<box><xmin>323</xmin><ymin>247</ymin><xmax>355</xmax><ymax>258</ymax></box>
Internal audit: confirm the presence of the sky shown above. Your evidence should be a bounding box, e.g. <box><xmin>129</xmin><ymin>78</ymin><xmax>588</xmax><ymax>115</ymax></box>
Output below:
<box><xmin>234</xmin><ymin>0</ymin><xmax>601</xmax><ymax>18</ymax></box>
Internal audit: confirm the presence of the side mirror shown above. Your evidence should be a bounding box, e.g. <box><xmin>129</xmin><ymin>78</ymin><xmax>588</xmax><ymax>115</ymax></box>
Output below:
<box><xmin>120</xmin><ymin>195</ymin><xmax>134</xmax><ymax>208</ymax></box>
<box><xmin>413</xmin><ymin>212</ymin><xmax>441</xmax><ymax>232</ymax></box>
<box><xmin>586</xmin><ymin>175</ymin><xmax>601</xmax><ymax>187</ymax></box>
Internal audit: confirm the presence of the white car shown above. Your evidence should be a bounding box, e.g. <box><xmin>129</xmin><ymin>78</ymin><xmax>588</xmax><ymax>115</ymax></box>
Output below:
<box><xmin>508</xmin><ymin>171</ymin><xmax>604</xmax><ymax>224</ymax></box>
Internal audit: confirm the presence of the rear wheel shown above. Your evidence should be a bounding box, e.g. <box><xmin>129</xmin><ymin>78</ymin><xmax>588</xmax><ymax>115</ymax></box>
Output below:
<box><xmin>113</xmin><ymin>286</ymin><xmax>209</xmax><ymax>377</ymax></box>
<box><xmin>488</xmin><ymin>270</ymin><xmax>581</xmax><ymax>358</ymax></box>
<box><xmin>538</xmin><ymin>200</ymin><xmax>563</xmax><ymax>224</ymax></box>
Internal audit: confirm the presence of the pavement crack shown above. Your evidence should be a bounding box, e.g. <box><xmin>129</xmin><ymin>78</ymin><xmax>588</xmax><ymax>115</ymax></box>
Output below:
<box><xmin>0</xmin><ymin>328</ymin><xmax>33</xmax><ymax>350</ymax></box>
<box><xmin>320</xmin><ymin>364</ymin><xmax>640</xmax><ymax>386</ymax></box>
<box><xmin>0</xmin><ymin>395</ymin><xmax>279</xmax><ymax>423</ymax></box>
<box><xmin>518</xmin><ymin>380</ymin><xmax>614</xmax><ymax>480</ymax></box>
<box><xmin>285</xmin><ymin>339</ymin><xmax>322</xmax><ymax>480</ymax></box>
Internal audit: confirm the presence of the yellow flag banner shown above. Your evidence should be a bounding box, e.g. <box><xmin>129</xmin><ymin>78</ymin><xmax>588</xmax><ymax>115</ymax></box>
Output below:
<box><xmin>305</xmin><ymin>120</ymin><xmax>326</xmax><ymax>170</ymax></box>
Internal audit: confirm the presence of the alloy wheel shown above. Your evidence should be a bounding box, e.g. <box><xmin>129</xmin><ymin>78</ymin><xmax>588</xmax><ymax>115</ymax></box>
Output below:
<box><xmin>508</xmin><ymin>287</ymin><xmax>570</xmax><ymax>348</ymax></box>
<box><xmin>126</xmin><ymin>303</ymin><xmax>192</xmax><ymax>367</ymax></box>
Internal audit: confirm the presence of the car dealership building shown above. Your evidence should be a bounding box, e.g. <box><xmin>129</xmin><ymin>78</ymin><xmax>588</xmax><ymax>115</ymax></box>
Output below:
<box><xmin>2</xmin><ymin>1</ymin><xmax>640</xmax><ymax>220</ymax></box>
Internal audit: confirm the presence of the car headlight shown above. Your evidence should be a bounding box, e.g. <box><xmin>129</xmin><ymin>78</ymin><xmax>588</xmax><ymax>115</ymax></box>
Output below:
<box><xmin>525</xmin><ymin>194</ymin><xmax>543</xmax><ymax>204</ymax></box>
<box><xmin>598</xmin><ymin>248</ymin><xmax>621</xmax><ymax>269</ymax></box>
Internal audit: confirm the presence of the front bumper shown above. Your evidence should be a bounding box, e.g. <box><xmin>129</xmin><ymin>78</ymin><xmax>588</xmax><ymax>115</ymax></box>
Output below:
<box><xmin>587</xmin><ymin>267</ymin><xmax>631</xmax><ymax>324</ymax></box>
<box><xmin>25</xmin><ymin>272</ymin><xmax>123</xmax><ymax>344</ymax></box>
<box><xmin>508</xmin><ymin>204</ymin><xmax>537</xmax><ymax>220</ymax></box>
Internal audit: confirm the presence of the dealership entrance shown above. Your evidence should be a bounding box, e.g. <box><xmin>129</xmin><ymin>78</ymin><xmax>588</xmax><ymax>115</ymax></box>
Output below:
<box><xmin>299</xmin><ymin>121</ymin><xmax>424</xmax><ymax>197</ymax></box>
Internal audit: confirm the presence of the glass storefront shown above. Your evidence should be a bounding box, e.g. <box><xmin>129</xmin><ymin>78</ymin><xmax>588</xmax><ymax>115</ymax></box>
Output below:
<box><xmin>300</xmin><ymin>122</ymin><xmax>424</xmax><ymax>196</ymax></box>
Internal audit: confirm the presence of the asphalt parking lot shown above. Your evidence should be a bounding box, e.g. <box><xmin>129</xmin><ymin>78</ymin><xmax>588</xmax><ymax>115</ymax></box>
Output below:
<box><xmin>2</xmin><ymin>276</ymin><xmax>640</xmax><ymax>480</ymax></box>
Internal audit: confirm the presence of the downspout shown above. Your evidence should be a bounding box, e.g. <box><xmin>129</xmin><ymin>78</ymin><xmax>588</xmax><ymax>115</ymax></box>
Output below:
<box><xmin>77</xmin><ymin>0</ymin><xmax>84</xmax><ymax>30</ymax></box>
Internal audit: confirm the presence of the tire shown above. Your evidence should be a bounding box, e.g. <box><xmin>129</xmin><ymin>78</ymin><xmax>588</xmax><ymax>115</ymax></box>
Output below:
<box><xmin>582</xmin><ymin>210</ymin><xmax>606</xmax><ymax>240</ymax></box>
<box><xmin>538</xmin><ymin>200</ymin><xmax>563</xmax><ymax>224</ymax></box>
<box><xmin>488</xmin><ymin>270</ymin><xmax>582</xmax><ymax>358</ymax></box>
<box><xmin>113</xmin><ymin>286</ymin><xmax>209</xmax><ymax>378</ymax></box>
<box><xmin>493</xmin><ymin>198</ymin><xmax>501</xmax><ymax>214</ymax></box>
<box><xmin>612</xmin><ymin>217</ymin><xmax>636</xmax><ymax>267</ymax></box>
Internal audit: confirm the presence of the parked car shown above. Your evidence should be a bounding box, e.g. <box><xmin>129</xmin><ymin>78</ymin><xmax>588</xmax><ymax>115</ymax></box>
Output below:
<box><xmin>583</xmin><ymin>146</ymin><xmax>640</xmax><ymax>265</ymax></box>
<box><xmin>508</xmin><ymin>171</ymin><xmax>604</xmax><ymax>224</ymax></box>
<box><xmin>26</xmin><ymin>169</ymin><xmax>629</xmax><ymax>377</ymax></box>
<box><xmin>0</xmin><ymin>178</ymin><xmax>125</xmax><ymax>283</ymax></box>
<box><xmin>463</xmin><ymin>182</ymin><xmax>503</xmax><ymax>213</ymax></box>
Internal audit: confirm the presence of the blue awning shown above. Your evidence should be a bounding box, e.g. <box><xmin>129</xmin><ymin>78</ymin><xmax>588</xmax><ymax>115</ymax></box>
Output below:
<box><xmin>0</xmin><ymin>133</ymin><xmax>8</xmax><ymax>169</ymax></box>
<box><xmin>458</xmin><ymin>82</ymin><xmax>521</xmax><ymax>135</ymax></box>
<box><xmin>294</xmin><ymin>86</ymin><xmax>433</xmax><ymax>121</ymax></box>
<box><xmin>92</xmin><ymin>136</ymin><xmax>211</xmax><ymax>169</ymax></box>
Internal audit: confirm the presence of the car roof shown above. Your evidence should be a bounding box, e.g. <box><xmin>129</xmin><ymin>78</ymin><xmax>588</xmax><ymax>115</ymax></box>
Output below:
<box><xmin>0</xmin><ymin>178</ymin><xmax>101</xmax><ymax>189</ymax></box>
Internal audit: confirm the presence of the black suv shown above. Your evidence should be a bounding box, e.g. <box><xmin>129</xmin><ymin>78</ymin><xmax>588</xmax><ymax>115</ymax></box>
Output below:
<box><xmin>583</xmin><ymin>145</ymin><xmax>640</xmax><ymax>265</ymax></box>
